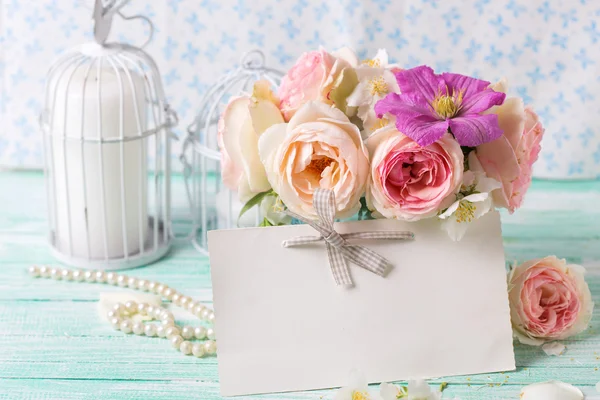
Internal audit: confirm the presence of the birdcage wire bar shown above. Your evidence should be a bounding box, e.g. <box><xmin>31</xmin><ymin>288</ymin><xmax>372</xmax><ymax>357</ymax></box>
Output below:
<box><xmin>181</xmin><ymin>50</ymin><xmax>283</xmax><ymax>255</ymax></box>
<box><xmin>41</xmin><ymin>37</ymin><xmax>177</xmax><ymax>270</ymax></box>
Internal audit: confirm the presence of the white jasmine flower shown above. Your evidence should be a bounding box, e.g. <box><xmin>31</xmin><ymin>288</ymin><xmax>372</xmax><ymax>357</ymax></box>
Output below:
<box><xmin>346</xmin><ymin>49</ymin><xmax>399</xmax><ymax>138</ymax></box>
<box><xmin>439</xmin><ymin>153</ymin><xmax>501</xmax><ymax>241</ymax></box>
<box><xmin>334</xmin><ymin>370</ymin><xmax>380</xmax><ymax>400</ymax></box>
<box><xmin>380</xmin><ymin>380</ymin><xmax>443</xmax><ymax>400</ymax></box>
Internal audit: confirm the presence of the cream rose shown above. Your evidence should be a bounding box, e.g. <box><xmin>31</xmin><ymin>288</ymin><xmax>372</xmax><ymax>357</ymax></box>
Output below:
<box><xmin>258</xmin><ymin>101</ymin><xmax>369</xmax><ymax>219</ymax></box>
<box><xmin>218</xmin><ymin>80</ymin><xmax>285</xmax><ymax>201</ymax></box>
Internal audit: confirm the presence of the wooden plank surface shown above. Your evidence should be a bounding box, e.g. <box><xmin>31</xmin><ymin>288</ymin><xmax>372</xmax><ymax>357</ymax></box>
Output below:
<box><xmin>1</xmin><ymin>171</ymin><xmax>599</xmax><ymax>399</ymax></box>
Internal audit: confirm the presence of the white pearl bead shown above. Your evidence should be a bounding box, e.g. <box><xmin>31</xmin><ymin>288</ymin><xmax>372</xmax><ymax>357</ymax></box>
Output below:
<box><xmin>84</xmin><ymin>270</ymin><xmax>95</xmax><ymax>282</ymax></box>
<box><xmin>127</xmin><ymin>277</ymin><xmax>138</xmax><ymax>288</ymax></box>
<box><xmin>206</xmin><ymin>328</ymin><xmax>216</xmax><ymax>340</ymax></box>
<box><xmin>110</xmin><ymin>317</ymin><xmax>122</xmax><ymax>329</ymax></box>
<box><xmin>112</xmin><ymin>303</ymin><xmax>125</xmax><ymax>314</ymax></box>
<box><xmin>179</xmin><ymin>340</ymin><xmax>193</xmax><ymax>355</ymax></box>
<box><xmin>124</xmin><ymin>301</ymin><xmax>137</xmax><ymax>314</ymax></box>
<box><xmin>106</xmin><ymin>272</ymin><xmax>117</xmax><ymax>285</ymax></box>
<box><xmin>72</xmin><ymin>270</ymin><xmax>85</xmax><ymax>281</ymax></box>
<box><xmin>119</xmin><ymin>320</ymin><xmax>133</xmax><ymax>334</ymax></box>
<box><xmin>192</xmin><ymin>343</ymin><xmax>205</xmax><ymax>358</ymax></box>
<box><xmin>28</xmin><ymin>266</ymin><xmax>40</xmax><ymax>277</ymax></box>
<box><xmin>181</xmin><ymin>326</ymin><xmax>194</xmax><ymax>339</ymax></box>
<box><xmin>186</xmin><ymin>301</ymin><xmax>197</xmax><ymax>311</ymax></box>
<box><xmin>193</xmin><ymin>305</ymin><xmax>205</xmax><ymax>317</ymax></box>
<box><xmin>163</xmin><ymin>288</ymin><xmax>174</xmax><ymax>300</ymax></box>
<box><xmin>137</xmin><ymin>279</ymin><xmax>148</xmax><ymax>291</ymax></box>
<box><xmin>160</xmin><ymin>311</ymin><xmax>173</xmax><ymax>321</ymax></box>
<box><xmin>155</xmin><ymin>284</ymin><xmax>165</xmax><ymax>294</ymax></box>
<box><xmin>147</xmin><ymin>281</ymin><xmax>157</xmax><ymax>292</ymax></box>
<box><xmin>61</xmin><ymin>269</ymin><xmax>73</xmax><ymax>281</ymax></box>
<box><xmin>194</xmin><ymin>326</ymin><xmax>207</xmax><ymax>340</ymax></box>
<box><xmin>136</xmin><ymin>303</ymin><xmax>147</xmax><ymax>315</ymax></box>
<box><xmin>200</xmin><ymin>309</ymin><xmax>211</xmax><ymax>320</ymax></box>
<box><xmin>94</xmin><ymin>271</ymin><xmax>106</xmax><ymax>283</ymax></box>
<box><xmin>39</xmin><ymin>265</ymin><xmax>50</xmax><ymax>278</ymax></box>
<box><xmin>107</xmin><ymin>310</ymin><xmax>118</xmax><ymax>319</ymax></box>
<box><xmin>161</xmin><ymin>318</ymin><xmax>175</xmax><ymax>326</ymax></box>
<box><xmin>171</xmin><ymin>293</ymin><xmax>181</xmax><ymax>304</ymax></box>
<box><xmin>50</xmin><ymin>268</ymin><xmax>62</xmax><ymax>280</ymax></box>
<box><xmin>117</xmin><ymin>275</ymin><xmax>128</xmax><ymax>287</ymax></box>
<box><xmin>165</xmin><ymin>326</ymin><xmax>180</xmax><ymax>339</ymax></box>
<box><xmin>156</xmin><ymin>325</ymin><xmax>167</xmax><ymax>338</ymax></box>
<box><xmin>145</xmin><ymin>305</ymin><xmax>156</xmax><ymax>317</ymax></box>
<box><xmin>144</xmin><ymin>324</ymin><xmax>157</xmax><ymax>337</ymax></box>
<box><xmin>170</xmin><ymin>335</ymin><xmax>184</xmax><ymax>348</ymax></box>
<box><xmin>203</xmin><ymin>340</ymin><xmax>217</xmax><ymax>355</ymax></box>
<box><xmin>152</xmin><ymin>308</ymin><xmax>163</xmax><ymax>319</ymax></box>
<box><xmin>180</xmin><ymin>296</ymin><xmax>191</xmax><ymax>308</ymax></box>
<box><xmin>207</xmin><ymin>313</ymin><xmax>216</xmax><ymax>324</ymax></box>
<box><xmin>132</xmin><ymin>322</ymin><xmax>145</xmax><ymax>335</ymax></box>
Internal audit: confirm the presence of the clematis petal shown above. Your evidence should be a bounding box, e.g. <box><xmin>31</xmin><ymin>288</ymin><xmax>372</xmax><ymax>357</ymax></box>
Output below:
<box><xmin>396</xmin><ymin>115</ymin><xmax>449</xmax><ymax>147</ymax></box>
<box><xmin>374</xmin><ymin>92</ymin><xmax>432</xmax><ymax>120</ymax></box>
<box><xmin>459</xmin><ymin>89</ymin><xmax>506</xmax><ymax>115</ymax></box>
<box><xmin>393</xmin><ymin>65</ymin><xmax>445</xmax><ymax>105</ymax></box>
<box><xmin>448</xmin><ymin>114</ymin><xmax>503</xmax><ymax>147</ymax></box>
<box><xmin>442</xmin><ymin>72</ymin><xmax>491</xmax><ymax>99</ymax></box>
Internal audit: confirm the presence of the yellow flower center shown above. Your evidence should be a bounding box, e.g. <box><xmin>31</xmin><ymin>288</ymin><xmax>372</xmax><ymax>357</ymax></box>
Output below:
<box><xmin>455</xmin><ymin>201</ymin><xmax>476</xmax><ymax>223</ymax></box>
<box><xmin>377</xmin><ymin>117</ymin><xmax>390</xmax><ymax>129</ymax></box>
<box><xmin>306</xmin><ymin>156</ymin><xmax>334</xmax><ymax>175</ymax></box>
<box><xmin>352</xmin><ymin>390</ymin><xmax>371</xmax><ymax>400</ymax></box>
<box><xmin>431</xmin><ymin>88</ymin><xmax>464</xmax><ymax>119</ymax></box>
<box><xmin>368</xmin><ymin>76</ymin><xmax>388</xmax><ymax>96</ymax></box>
<box><xmin>362</xmin><ymin>58</ymin><xmax>381</xmax><ymax>67</ymax></box>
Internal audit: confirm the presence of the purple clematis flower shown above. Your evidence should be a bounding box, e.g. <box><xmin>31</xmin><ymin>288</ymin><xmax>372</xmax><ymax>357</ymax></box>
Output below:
<box><xmin>374</xmin><ymin>65</ymin><xmax>506</xmax><ymax>147</ymax></box>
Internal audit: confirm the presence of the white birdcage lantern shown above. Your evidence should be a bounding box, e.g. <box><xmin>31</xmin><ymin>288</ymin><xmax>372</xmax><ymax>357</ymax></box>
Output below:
<box><xmin>181</xmin><ymin>50</ymin><xmax>283</xmax><ymax>254</ymax></box>
<box><xmin>40</xmin><ymin>0</ymin><xmax>177</xmax><ymax>270</ymax></box>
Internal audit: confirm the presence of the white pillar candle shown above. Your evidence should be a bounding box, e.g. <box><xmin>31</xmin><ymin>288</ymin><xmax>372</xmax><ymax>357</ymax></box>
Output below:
<box><xmin>49</xmin><ymin>63</ymin><xmax>148</xmax><ymax>260</ymax></box>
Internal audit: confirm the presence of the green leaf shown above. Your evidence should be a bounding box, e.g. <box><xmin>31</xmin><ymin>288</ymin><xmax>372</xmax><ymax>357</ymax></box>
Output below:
<box><xmin>238</xmin><ymin>190</ymin><xmax>274</xmax><ymax>226</ymax></box>
<box><xmin>330</xmin><ymin>67</ymin><xmax>359</xmax><ymax>114</ymax></box>
<box><xmin>258</xmin><ymin>217</ymin><xmax>274</xmax><ymax>227</ymax></box>
<box><xmin>439</xmin><ymin>382</ymin><xmax>448</xmax><ymax>392</ymax></box>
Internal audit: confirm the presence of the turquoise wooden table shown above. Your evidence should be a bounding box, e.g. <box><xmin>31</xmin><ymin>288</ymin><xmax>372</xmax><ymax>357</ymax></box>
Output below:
<box><xmin>1</xmin><ymin>171</ymin><xmax>600</xmax><ymax>399</ymax></box>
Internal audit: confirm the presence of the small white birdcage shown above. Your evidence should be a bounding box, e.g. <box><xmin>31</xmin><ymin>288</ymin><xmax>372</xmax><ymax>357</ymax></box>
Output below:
<box><xmin>181</xmin><ymin>50</ymin><xmax>283</xmax><ymax>254</ymax></box>
<box><xmin>40</xmin><ymin>0</ymin><xmax>177</xmax><ymax>270</ymax></box>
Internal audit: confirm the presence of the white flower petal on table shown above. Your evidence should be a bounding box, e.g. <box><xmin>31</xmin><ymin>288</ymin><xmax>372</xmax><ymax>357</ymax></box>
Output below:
<box><xmin>520</xmin><ymin>381</ymin><xmax>583</xmax><ymax>400</ymax></box>
<box><xmin>542</xmin><ymin>342</ymin><xmax>566</xmax><ymax>356</ymax></box>
<box><xmin>98</xmin><ymin>292</ymin><xmax>162</xmax><ymax>322</ymax></box>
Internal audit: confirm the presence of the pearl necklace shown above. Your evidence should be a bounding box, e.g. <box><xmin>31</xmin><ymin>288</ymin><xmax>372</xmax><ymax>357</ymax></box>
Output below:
<box><xmin>28</xmin><ymin>265</ymin><xmax>217</xmax><ymax>358</ymax></box>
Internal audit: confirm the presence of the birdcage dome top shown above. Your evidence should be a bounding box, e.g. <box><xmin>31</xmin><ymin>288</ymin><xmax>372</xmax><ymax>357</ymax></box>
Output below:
<box><xmin>183</xmin><ymin>49</ymin><xmax>284</xmax><ymax>162</ymax></box>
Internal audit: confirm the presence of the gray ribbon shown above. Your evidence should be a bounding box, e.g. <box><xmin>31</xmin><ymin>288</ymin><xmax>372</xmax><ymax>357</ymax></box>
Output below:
<box><xmin>282</xmin><ymin>188</ymin><xmax>415</xmax><ymax>286</ymax></box>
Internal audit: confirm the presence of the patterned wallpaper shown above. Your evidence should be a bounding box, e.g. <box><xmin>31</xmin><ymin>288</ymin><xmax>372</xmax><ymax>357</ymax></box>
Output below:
<box><xmin>1</xmin><ymin>0</ymin><xmax>599</xmax><ymax>178</ymax></box>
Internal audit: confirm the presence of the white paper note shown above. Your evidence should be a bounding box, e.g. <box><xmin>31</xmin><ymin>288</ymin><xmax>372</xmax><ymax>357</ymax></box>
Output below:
<box><xmin>209</xmin><ymin>211</ymin><xmax>515</xmax><ymax>396</ymax></box>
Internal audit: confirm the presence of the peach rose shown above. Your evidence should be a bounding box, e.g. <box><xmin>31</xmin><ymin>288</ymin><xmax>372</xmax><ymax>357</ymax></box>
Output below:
<box><xmin>476</xmin><ymin>87</ymin><xmax>544</xmax><ymax>213</ymax></box>
<box><xmin>508</xmin><ymin>256</ymin><xmax>594</xmax><ymax>345</ymax></box>
<box><xmin>278</xmin><ymin>47</ymin><xmax>357</xmax><ymax>121</ymax></box>
<box><xmin>365</xmin><ymin>126</ymin><xmax>463</xmax><ymax>221</ymax></box>
<box><xmin>258</xmin><ymin>101</ymin><xmax>369</xmax><ymax>219</ymax></box>
<box><xmin>218</xmin><ymin>80</ymin><xmax>284</xmax><ymax>201</ymax></box>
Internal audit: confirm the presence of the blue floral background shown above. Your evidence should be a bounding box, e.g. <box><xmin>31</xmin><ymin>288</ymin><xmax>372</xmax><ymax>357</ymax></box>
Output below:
<box><xmin>1</xmin><ymin>0</ymin><xmax>599</xmax><ymax>178</ymax></box>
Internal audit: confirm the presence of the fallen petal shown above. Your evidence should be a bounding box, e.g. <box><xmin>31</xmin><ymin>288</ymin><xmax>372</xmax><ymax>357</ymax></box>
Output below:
<box><xmin>542</xmin><ymin>342</ymin><xmax>565</xmax><ymax>356</ymax></box>
<box><xmin>520</xmin><ymin>381</ymin><xmax>583</xmax><ymax>400</ymax></box>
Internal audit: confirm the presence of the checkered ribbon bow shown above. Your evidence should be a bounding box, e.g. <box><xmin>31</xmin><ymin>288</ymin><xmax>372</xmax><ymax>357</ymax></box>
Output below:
<box><xmin>282</xmin><ymin>189</ymin><xmax>415</xmax><ymax>287</ymax></box>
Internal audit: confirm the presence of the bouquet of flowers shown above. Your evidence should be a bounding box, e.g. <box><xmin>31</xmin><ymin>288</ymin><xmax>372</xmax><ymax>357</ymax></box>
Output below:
<box><xmin>218</xmin><ymin>47</ymin><xmax>545</xmax><ymax>240</ymax></box>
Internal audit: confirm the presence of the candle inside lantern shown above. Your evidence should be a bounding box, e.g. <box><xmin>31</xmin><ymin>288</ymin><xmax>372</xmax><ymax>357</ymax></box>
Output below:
<box><xmin>48</xmin><ymin>62</ymin><xmax>148</xmax><ymax>260</ymax></box>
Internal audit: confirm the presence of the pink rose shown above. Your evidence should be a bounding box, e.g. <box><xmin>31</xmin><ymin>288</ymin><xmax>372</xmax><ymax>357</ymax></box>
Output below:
<box><xmin>476</xmin><ymin>98</ymin><xmax>544</xmax><ymax>213</ymax></box>
<box><xmin>365</xmin><ymin>126</ymin><xmax>463</xmax><ymax>221</ymax></box>
<box><xmin>508</xmin><ymin>256</ymin><xmax>594</xmax><ymax>345</ymax></box>
<box><xmin>278</xmin><ymin>48</ymin><xmax>356</xmax><ymax>121</ymax></box>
